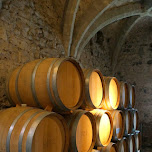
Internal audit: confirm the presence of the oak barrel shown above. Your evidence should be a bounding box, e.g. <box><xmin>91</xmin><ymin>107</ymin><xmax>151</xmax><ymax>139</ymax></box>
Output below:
<box><xmin>97</xmin><ymin>142</ymin><xmax>117</xmax><ymax>152</ymax></box>
<box><xmin>90</xmin><ymin>109</ymin><xmax>113</xmax><ymax>147</ymax></box>
<box><xmin>7</xmin><ymin>58</ymin><xmax>84</xmax><ymax>111</ymax></box>
<box><xmin>109</xmin><ymin>110</ymin><xmax>125</xmax><ymax>141</ymax></box>
<box><xmin>117</xmin><ymin>137</ymin><xmax>128</xmax><ymax>152</ymax></box>
<box><xmin>64</xmin><ymin>110</ymin><xmax>96</xmax><ymax>152</ymax></box>
<box><xmin>102</xmin><ymin>77</ymin><xmax>120</xmax><ymax>110</ymax></box>
<box><xmin>124</xmin><ymin>110</ymin><xmax>133</xmax><ymax>136</ymax></box>
<box><xmin>126</xmin><ymin>134</ymin><xmax>135</xmax><ymax>152</ymax></box>
<box><xmin>92</xmin><ymin>149</ymin><xmax>100</xmax><ymax>152</ymax></box>
<box><xmin>82</xmin><ymin>69</ymin><xmax>105</xmax><ymax>110</ymax></box>
<box><xmin>134</xmin><ymin>131</ymin><xmax>141</xmax><ymax>152</ymax></box>
<box><xmin>131</xmin><ymin>109</ymin><xmax>139</xmax><ymax>132</ymax></box>
<box><xmin>128</xmin><ymin>84</ymin><xmax>135</xmax><ymax>108</ymax></box>
<box><xmin>0</xmin><ymin>106</ymin><xmax>69</xmax><ymax>152</ymax></box>
<box><xmin>118</xmin><ymin>82</ymin><xmax>129</xmax><ymax>109</ymax></box>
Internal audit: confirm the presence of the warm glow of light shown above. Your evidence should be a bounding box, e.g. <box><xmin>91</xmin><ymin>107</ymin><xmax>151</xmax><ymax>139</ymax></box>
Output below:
<box><xmin>109</xmin><ymin>79</ymin><xmax>118</xmax><ymax>109</ymax></box>
<box><xmin>32</xmin><ymin>116</ymin><xmax>65</xmax><ymax>152</ymax></box>
<box><xmin>89</xmin><ymin>72</ymin><xmax>103</xmax><ymax>107</ymax></box>
<box><xmin>90</xmin><ymin>109</ymin><xmax>102</xmax><ymax>115</ymax></box>
<box><xmin>57</xmin><ymin>61</ymin><xmax>81</xmax><ymax>108</ymax></box>
<box><xmin>99</xmin><ymin>114</ymin><xmax>111</xmax><ymax>146</ymax></box>
<box><xmin>76</xmin><ymin>115</ymin><xmax>93</xmax><ymax>152</ymax></box>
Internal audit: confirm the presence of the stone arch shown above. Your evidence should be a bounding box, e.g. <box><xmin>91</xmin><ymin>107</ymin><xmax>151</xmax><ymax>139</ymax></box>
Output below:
<box><xmin>69</xmin><ymin>0</ymin><xmax>115</xmax><ymax>57</ymax></box>
<box><xmin>62</xmin><ymin>0</ymin><xmax>81</xmax><ymax>56</ymax></box>
<box><xmin>74</xmin><ymin>2</ymin><xmax>143</xmax><ymax>59</ymax></box>
<box><xmin>112</xmin><ymin>13</ymin><xmax>152</xmax><ymax>73</ymax></box>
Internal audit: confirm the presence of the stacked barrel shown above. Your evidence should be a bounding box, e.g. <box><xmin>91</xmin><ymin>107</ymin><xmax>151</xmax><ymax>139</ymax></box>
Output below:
<box><xmin>3</xmin><ymin>57</ymin><xmax>141</xmax><ymax>152</ymax></box>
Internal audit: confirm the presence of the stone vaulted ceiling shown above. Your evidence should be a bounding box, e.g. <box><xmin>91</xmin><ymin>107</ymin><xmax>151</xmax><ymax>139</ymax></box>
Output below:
<box><xmin>1</xmin><ymin>0</ymin><xmax>152</xmax><ymax>68</ymax></box>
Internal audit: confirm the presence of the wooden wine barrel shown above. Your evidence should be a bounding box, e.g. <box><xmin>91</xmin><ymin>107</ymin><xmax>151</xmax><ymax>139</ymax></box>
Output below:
<box><xmin>82</xmin><ymin>69</ymin><xmax>105</xmax><ymax>110</ymax></box>
<box><xmin>118</xmin><ymin>82</ymin><xmax>129</xmax><ymax>109</ymax></box>
<box><xmin>92</xmin><ymin>149</ymin><xmax>100</xmax><ymax>152</ymax></box>
<box><xmin>109</xmin><ymin>110</ymin><xmax>125</xmax><ymax>141</ymax></box>
<box><xmin>102</xmin><ymin>77</ymin><xmax>120</xmax><ymax>110</ymax></box>
<box><xmin>6</xmin><ymin>58</ymin><xmax>84</xmax><ymax>112</ymax></box>
<box><xmin>128</xmin><ymin>84</ymin><xmax>135</xmax><ymax>108</ymax></box>
<box><xmin>134</xmin><ymin>131</ymin><xmax>141</xmax><ymax>152</ymax></box>
<box><xmin>131</xmin><ymin>109</ymin><xmax>139</xmax><ymax>132</ymax></box>
<box><xmin>0</xmin><ymin>106</ymin><xmax>69</xmax><ymax>152</ymax></box>
<box><xmin>97</xmin><ymin>142</ymin><xmax>117</xmax><ymax>152</ymax></box>
<box><xmin>126</xmin><ymin>134</ymin><xmax>135</xmax><ymax>152</ymax></box>
<box><xmin>117</xmin><ymin>137</ymin><xmax>128</xmax><ymax>152</ymax></box>
<box><xmin>64</xmin><ymin>110</ymin><xmax>96</xmax><ymax>152</ymax></box>
<box><xmin>124</xmin><ymin>110</ymin><xmax>133</xmax><ymax>136</ymax></box>
<box><xmin>90</xmin><ymin>109</ymin><xmax>113</xmax><ymax>147</ymax></box>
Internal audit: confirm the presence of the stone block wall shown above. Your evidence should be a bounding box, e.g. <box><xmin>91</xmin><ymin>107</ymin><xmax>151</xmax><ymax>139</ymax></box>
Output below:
<box><xmin>114</xmin><ymin>17</ymin><xmax>152</xmax><ymax>152</ymax></box>
<box><xmin>79</xmin><ymin>31</ymin><xmax>112</xmax><ymax>76</ymax></box>
<box><xmin>0</xmin><ymin>0</ymin><xmax>111</xmax><ymax>108</ymax></box>
<box><xmin>0</xmin><ymin>0</ymin><xmax>65</xmax><ymax>108</ymax></box>
<box><xmin>0</xmin><ymin>1</ymin><xmax>152</xmax><ymax>151</ymax></box>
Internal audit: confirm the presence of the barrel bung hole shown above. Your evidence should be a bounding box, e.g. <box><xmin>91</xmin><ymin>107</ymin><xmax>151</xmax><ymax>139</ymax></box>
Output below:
<box><xmin>89</xmin><ymin>71</ymin><xmax>103</xmax><ymax>107</ymax></box>
<box><xmin>57</xmin><ymin>61</ymin><xmax>81</xmax><ymax>108</ymax></box>
<box><xmin>76</xmin><ymin>114</ymin><xmax>93</xmax><ymax>152</ymax></box>
<box><xmin>32</xmin><ymin>116</ymin><xmax>65</xmax><ymax>152</ymax></box>
<box><xmin>109</xmin><ymin>79</ymin><xmax>118</xmax><ymax>109</ymax></box>
<box><xmin>99</xmin><ymin>114</ymin><xmax>111</xmax><ymax>146</ymax></box>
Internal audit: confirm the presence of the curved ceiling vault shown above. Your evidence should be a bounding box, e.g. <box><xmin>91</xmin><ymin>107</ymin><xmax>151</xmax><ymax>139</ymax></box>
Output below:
<box><xmin>111</xmin><ymin>13</ymin><xmax>152</xmax><ymax>74</ymax></box>
<box><xmin>62</xmin><ymin>0</ymin><xmax>144</xmax><ymax>58</ymax></box>
<box><xmin>1</xmin><ymin>0</ymin><xmax>152</xmax><ymax>62</ymax></box>
<box><xmin>75</xmin><ymin>2</ymin><xmax>142</xmax><ymax>59</ymax></box>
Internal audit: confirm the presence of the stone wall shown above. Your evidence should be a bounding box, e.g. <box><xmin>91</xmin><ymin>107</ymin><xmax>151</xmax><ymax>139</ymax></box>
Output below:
<box><xmin>0</xmin><ymin>0</ymin><xmax>111</xmax><ymax>108</ymax></box>
<box><xmin>79</xmin><ymin>31</ymin><xmax>112</xmax><ymax>76</ymax></box>
<box><xmin>0</xmin><ymin>0</ymin><xmax>65</xmax><ymax>108</ymax></box>
<box><xmin>114</xmin><ymin>17</ymin><xmax>152</xmax><ymax>152</ymax></box>
<box><xmin>0</xmin><ymin>1</ymin><xmax>151</xmax><ymax>151</ymax></box>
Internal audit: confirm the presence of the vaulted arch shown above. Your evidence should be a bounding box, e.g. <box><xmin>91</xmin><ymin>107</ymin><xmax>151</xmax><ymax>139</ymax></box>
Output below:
<box><xmin>112</xmin><ymin>13</ymin><xmax>152</xmax><ymax>73</ymax></box>
<box><xmin>74</xmin><ymin>2</ymin><xmax>142</xmax><ymax>59</ymax></box>
<box><xmin>62</xmin><ymin>0</ymin><xmax>80</xmax><ymax>56</ymax></box>
<box><xmin>69</xmin><ymin>0</ymin><xmax>115</xmax><ymax>57</ymax></box>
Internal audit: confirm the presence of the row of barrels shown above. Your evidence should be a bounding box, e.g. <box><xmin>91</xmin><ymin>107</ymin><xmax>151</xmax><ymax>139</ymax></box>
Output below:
<box><xmin>5</xmin><ymin>57</ymin><xmax>140</xmax><ymax>152</ymax></box>
<box><xmin>0</xmin><ymin>106</ymin><xmax>139</xmax><ymax>152</ymax></box>
<box><xmin>6</xmin><ymin>58</ymin><xmax>135</xmax><ymax>112</ymax></box>
<box><xmin>92</xmin><ymin>132</ymin><xmax>141</xmax><ymax>152</ymax></box>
